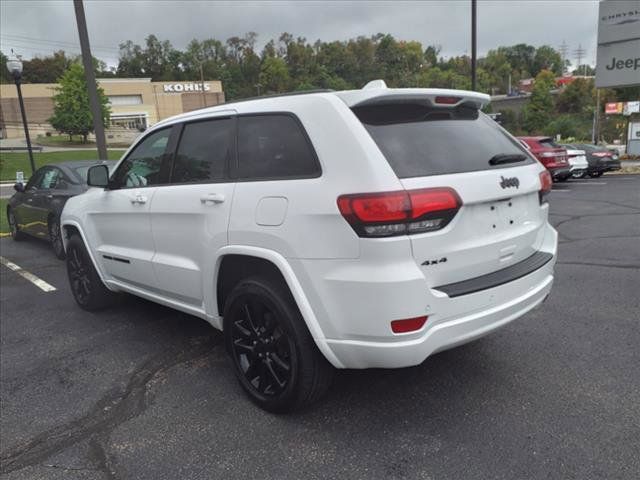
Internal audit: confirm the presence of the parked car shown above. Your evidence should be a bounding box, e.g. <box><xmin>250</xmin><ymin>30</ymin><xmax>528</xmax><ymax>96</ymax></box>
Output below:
<box><xmin>559</xmin><ymin>144</ymin><xmax>589</xmax><ymax>179</ymax></box>
<box><xmin>61</xmin><ymin>82</ymin><xmax>558</xmax><ymax>412</ymax></box>
<box><xmin>573</xmin><ymin>144</ymin><xmax>621</xmax><ymax>177</ymax></box>
<box><xmin>517</xmin><ymin>137</ymin><xmax>572</xmax><ymax>182</ymax></box>
<box><xmin>7</xmin><ymin>161</ymin><xmax>116</xmax><ymax>259</ymax></box>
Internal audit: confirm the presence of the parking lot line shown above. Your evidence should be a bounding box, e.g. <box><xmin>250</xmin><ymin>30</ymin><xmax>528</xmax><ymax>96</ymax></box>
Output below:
<box><xmin>570</xmin><ymin>182</ymin><xmax>607</xmax><ymax>185</ymax></box>
<box><xmin>0</xmin><ymin>256</ymin><xmax>57</xmax><ymax>292</ymax></box>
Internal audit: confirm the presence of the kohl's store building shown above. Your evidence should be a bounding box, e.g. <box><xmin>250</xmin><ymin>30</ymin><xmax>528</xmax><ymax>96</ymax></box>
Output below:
<box><xmin>0</xmin><ymin>78</ymin><xmax>225</xmax><ymax>143</ymax></box>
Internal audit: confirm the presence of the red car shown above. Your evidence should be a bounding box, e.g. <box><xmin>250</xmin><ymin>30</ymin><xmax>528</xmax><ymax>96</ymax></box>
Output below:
<box><xmin>517</xmin><ymin>136</ymin><xmax>572</xmax><ymax>182</ymax></box>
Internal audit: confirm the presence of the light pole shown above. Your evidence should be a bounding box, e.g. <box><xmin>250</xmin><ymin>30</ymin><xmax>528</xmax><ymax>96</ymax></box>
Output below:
<box><xmin>6</xmin><ymin>51</ymin><xmax>36</xmax><ymax>175</ymax></box>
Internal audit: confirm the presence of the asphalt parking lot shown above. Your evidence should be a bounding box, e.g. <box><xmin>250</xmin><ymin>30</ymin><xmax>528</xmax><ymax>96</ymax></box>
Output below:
<box><xmin>1</xmin><ymin>175</ymin><xmax>639</xmax><ymax>480</ymax></box>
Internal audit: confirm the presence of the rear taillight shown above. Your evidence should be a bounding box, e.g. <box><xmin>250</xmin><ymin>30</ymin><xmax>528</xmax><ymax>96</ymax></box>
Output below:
<box><xmin>391</xmin><ymin>316</ymin><xmax>428</xmax><ymax>334</ymax></box>
<box><xmin>592</xmin><ymin>152</ymin><xmax>610</xmax><ymax>158</ymax></box>
<box><xmin>539</xmin><ymin>171</ymin><xmax>552</xmax><ymax>203</ymax></box>
<box><xmin>337</xmin><ymin>187</ymin><xmax>462</xmax><ymax>238</ymax></box>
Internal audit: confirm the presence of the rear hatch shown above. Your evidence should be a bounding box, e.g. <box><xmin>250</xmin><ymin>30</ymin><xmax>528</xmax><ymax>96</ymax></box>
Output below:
<box><xmin>352</xmin><ymin>100</ymin><xmax>548</xmax><ymax>289</ymax></box>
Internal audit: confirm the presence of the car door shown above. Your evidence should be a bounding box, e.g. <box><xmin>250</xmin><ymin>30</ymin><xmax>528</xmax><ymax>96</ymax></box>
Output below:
<box><xmin>32</xmin><ymin>167</ymin><xmax>64</xmax><ymax>238</ymax></box>
<box><xmin>149</xmin><ymin>114</ymin><xmax>236</xmax><ymax>309</ymax></box>
<box><xmin>89</xmin><ymin>127</ymin><xmax>174</xmax><ymax>288</ymax></box>
<box><xmin>13</xmin><ymin>168</ymin><xmax>45</xmax><ymax>236</ymax></box>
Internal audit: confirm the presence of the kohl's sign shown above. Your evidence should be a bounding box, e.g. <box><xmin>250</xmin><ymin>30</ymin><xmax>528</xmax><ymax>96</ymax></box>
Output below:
<box><xmin>163</xmin><ymin>83</ymin><xmax>212</xmax><ymax>93</ymax></box>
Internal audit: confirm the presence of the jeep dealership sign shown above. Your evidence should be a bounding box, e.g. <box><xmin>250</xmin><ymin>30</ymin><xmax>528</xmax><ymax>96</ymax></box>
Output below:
<box><xmin>163</xmin><ymin>83</ymin><xmax>212</xmax><ymax>93</ymax></box>
<box><xmin>596</xmin><ymin>0</ymin><xmax>640</xmax><ymax>88</ymax></box>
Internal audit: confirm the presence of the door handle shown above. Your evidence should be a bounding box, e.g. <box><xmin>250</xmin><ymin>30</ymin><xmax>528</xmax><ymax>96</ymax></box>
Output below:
<box><xmin>130</xmin><ymin>194</ymin><xmax>147</xmax><ymax>205</ymax></box>
<box><xmin>27</xmin><ymin>198</ymin><xmax>33</xmax><ymax>203</ymax></box>
<box><xmin>47</xmin><ymin>194</ymin><xmax>53</xmax><ymax>199</ymax></box>
<box><xmin>200</xmin><ymin>193</ymin><xmax>225</xmax><ymax>204</ymax></box>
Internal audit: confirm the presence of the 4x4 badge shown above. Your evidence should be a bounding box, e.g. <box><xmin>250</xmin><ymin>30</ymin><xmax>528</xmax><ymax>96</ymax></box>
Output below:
<box><xmin>500</xmin><ymin>176</ymin><xmax>520</xmax><ymax>189</ymax></box>
<box><xmin>422</xmin><ymin>257</ymin><xmax>448</xmax><ymax>266</ymax></box>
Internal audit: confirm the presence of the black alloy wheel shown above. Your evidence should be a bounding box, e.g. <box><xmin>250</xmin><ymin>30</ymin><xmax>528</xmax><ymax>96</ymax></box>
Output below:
<box><xmin>66</xmin><ymin>234</ymin><xmax>118</xmax><ymax>311</ymax></box>
<box><xmin>68</xmin><ymin>243</ymin><xmax>92</xmax><ymax>306</ymax></box>
<box><xmin>7</xmin><ymin>209</ymin><xmax>24</xmax><ymax>241</ymax></box>
<box><xmin>49</xmin><ymin>217</ymin><xmax>65</xmax><ymax>259</ymax></box>
<box><xmin>224</xmin><ymin>276</ymin><xmax>334</xmax><ymax>413</ymax></box>
<box><xmin>231</xmin><ymin>299</ymin><xmax>294</xmax><ymax>398</ymax></box>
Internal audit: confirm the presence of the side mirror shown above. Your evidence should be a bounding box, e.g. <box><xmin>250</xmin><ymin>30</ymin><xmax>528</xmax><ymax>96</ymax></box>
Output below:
<box><xmin>87</xmin><ymin>164</ymin><xmax>110</xmax><ymax>188</ymax></box>
<box><xmin>13</xmin><ymin>182</ymin><xmax>25</xmax><ymax>193</ymax></box>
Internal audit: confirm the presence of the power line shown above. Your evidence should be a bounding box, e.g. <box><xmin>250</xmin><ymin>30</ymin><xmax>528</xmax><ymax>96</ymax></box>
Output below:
<box><xmin>1</xmin><ymin>33</ymin><xmax>120</xmax><ymax>53</ymax></box>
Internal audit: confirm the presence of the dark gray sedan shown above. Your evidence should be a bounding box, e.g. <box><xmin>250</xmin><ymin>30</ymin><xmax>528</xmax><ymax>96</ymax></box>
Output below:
<box><xmin>6</xmin><ymin>160</ymin><xmax>116</xmax><ymax>259</ymax></box>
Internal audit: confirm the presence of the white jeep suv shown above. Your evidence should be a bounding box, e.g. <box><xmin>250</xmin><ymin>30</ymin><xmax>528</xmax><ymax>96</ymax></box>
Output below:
<box><xmin>61</xmin><ymin>81</ymin><xmax>557</xmax><ymax>412</ymax></box>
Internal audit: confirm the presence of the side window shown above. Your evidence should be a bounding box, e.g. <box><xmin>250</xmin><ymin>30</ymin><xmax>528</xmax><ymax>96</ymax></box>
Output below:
<box><xmin>39</xmin><ymin>168</ymin><xmax>61</xmax><ymax>189</ymax></box>
<box><xmin>171</xmin><ymin>118</ymin><xmax>233</xmax><ymax>183</ymax></box>
<box><xmin>25</xmin><ymin>169</ymin><xmax>45</xmax><ymax>191</ymax></box>
<box><xmin>112</xmin><ymin>128</ymin><xmax>171</xmax><ymax>188</ymax></box>
<box><xmin>237</xmin><ymin>114</ymin><xmax>320</xmax><ymax>180</ymax></box>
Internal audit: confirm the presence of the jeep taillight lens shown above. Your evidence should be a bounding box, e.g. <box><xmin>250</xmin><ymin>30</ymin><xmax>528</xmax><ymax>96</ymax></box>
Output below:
<box><xmin>337</xmin><ymin>187</ymin><xmax>462</xmax><ymax>237</ymax></box>
<box><xmin>539</xmin><ymin>171</ymin><xmax>552</xmax><ymax>204</ymax></box>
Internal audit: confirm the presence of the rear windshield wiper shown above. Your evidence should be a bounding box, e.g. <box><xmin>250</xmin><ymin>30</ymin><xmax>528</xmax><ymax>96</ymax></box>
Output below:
<box><xmin>489</xmin><ymin>153</ymin><xmax>527</xmax><ymax>166</ymax></box>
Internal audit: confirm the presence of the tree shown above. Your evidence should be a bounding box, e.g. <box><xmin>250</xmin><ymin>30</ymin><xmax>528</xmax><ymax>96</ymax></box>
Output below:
<box><xmin>0</xmin><ymin>51</ymin><xmax>11</xmax><ymax>84</ymax></box>
<box><xmin>531</xmin><ymin>46</ymin><xmax>563</xmax><ymax>77</ymax></box>
<box><xmin>522</xmin><ymin>69</ymin><xmax>556</xmax><ymax>133</ymax></box>
<box><xmin>49</xmin><ymin>63</ymin><xmax>111</xmax><ymax>143</ymax></box>
<box><xmin>259</xmin><ymin>56</ymin><xmax>290</xmax><ymax>93</ymax></box>
<box><xmin>556</xmin><ymin>78</ymin><xmax>594</xmax><ymax>114</ymax></box>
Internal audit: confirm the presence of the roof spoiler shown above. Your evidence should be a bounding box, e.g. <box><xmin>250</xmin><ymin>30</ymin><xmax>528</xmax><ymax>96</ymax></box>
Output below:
<box><xmin>353</xmin><ymin>92</ymin><xmax>489</xmax><ymax>110</ymax></box>
<box><xmin>346</xmin><ymin>81</ymin><xmax>490</xmax><ymax>110</ymax></box>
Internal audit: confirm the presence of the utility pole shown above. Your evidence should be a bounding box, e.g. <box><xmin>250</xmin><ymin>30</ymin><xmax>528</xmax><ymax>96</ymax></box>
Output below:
<box><xmin>471</xmin><ymin>0</ymin><xmax>477</xmax><ymax>91</ymax></box>
<box><xmin>593</xmin><ymin>89</ymin><xmax>600</xmax><ymax>145</ymax></box>
<box><xmin>73</xmin><ymin>0</ymin><xmax>107</xmax><ymax>160</ymax></box>
<box><xmin>199</xmin><ymin>62</ymin><xmax>207</xmax><ymax>108</ymax></box>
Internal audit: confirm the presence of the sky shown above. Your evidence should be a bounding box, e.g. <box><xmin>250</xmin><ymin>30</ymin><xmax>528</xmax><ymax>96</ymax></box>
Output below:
<box><xmin>1</xmin><ymin>0</ymin><xmax>600</xmax><ymax>69</ymax></box>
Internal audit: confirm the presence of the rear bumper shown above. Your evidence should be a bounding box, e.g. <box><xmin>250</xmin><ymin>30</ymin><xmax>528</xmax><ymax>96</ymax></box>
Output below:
<box><xmin>296</xmin><ymin>223</ymin><xmax>558</xmax><ymax>369</ymax></box>
<box><xmin>326</xmin><ymin>262</ymin><xmax>553</xmax><ymax>369</ymax></box>
<box><xmin>549</xmin><ymin>166</ymin><xmax>572</xmax><ymax>180</ymax></box>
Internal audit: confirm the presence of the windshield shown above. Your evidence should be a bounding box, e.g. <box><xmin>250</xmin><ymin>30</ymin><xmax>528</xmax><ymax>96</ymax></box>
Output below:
<box><xmin>353</xmin><ymin>104</ymin><xmax>533</xmax><ymax>178</ymax></box>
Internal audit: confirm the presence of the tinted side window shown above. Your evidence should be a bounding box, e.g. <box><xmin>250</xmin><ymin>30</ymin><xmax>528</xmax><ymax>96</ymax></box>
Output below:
<box><xmin>39</xmin><ymin>168</ymin><xmax>61</xmax><ymax>189</ymax></box>
<box><xmin>172</xmin><ymin>118</ymin><xmax>233</xmax><ymax>183</ymax></box>
<box><xmin>237</xmin><ymin>115</ymin><xmax>319</xmax><ymax>180</ymax></box>
<box><xmin>112</xmin><ymin>128</ymin><xmax>171</xmax><ymax>188</ymax></box>
<box><xmin>25</xmin><ymin>169</ymin><xmax>45</xmax><ymax>190</ymax></box>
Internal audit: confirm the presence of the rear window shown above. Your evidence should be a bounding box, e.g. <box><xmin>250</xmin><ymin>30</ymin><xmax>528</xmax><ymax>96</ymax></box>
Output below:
<box><xmin>236</xmin><ymin>114</ymin><xmax>320</xmax><ymax>180</ymax></box>
<box><xmin>353</xmin><ymin>104</ymin><xmax>533</xmax><ymax>178</ymax></box>
<box><xmin>538</xmin><ymin>138</ymin><xmax>561</xmax><ymax>149</ymax></box>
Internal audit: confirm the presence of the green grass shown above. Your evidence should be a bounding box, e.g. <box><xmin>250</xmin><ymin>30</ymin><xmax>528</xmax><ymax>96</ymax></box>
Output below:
<box><xmin>0</xmin><ymin>150</ymin><xmax>123</xmax><ymax>182</ymax></box>
<box><xmin>0</xmin><ymin>198</ymin><xmax>8</xmax><ymax>234</ymax></box>
<box><xmin>35</xmin><ymin>134</ymin><xmax>96</xmax><ymax>147</ymax></box>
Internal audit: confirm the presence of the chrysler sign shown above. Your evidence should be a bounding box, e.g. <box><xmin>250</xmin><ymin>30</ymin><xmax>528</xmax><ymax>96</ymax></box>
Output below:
<box><xmin>596</xmin><ymin>0</ymin><xmax>640</xmax><ymax>88</ymax></box>
<box><xmin>163</xmin><ymin>83</ymin><xmax>212</xmax><ymax>93</ymax></box>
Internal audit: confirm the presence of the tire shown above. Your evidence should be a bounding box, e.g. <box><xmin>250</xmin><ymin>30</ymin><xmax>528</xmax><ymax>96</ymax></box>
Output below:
<box><xmin>49</xmin><ymin>216</ymin><xmax>66</xmax><ymax>260</ymax></box>
<box><xmin>223</xmin><ymin>275</ymin><xmax>334</xmax><ymax>413</ymax></box>
<box><xmin>66</xmin><ymin>234</ymin><xmax>118</xmax><ymax>311</ymax></box>
<box><xmin>7</xmin><ymin>208</ymin><xmax>25</xmax><ymax>241</ymax></box>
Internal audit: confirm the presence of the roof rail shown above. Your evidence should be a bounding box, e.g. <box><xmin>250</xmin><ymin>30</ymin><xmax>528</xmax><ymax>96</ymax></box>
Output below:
<box><xmin>209</xmin><ymin>89</ymin><xmax>334</xmax><ymax>110</ymax></box>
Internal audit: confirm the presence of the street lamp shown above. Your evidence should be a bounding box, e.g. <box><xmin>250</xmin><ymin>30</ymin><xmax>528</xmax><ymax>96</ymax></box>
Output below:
<box><xmin>6</xmin><ymin>51</ymin><xmax>36</xmax><ymax>175</ymax></box>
